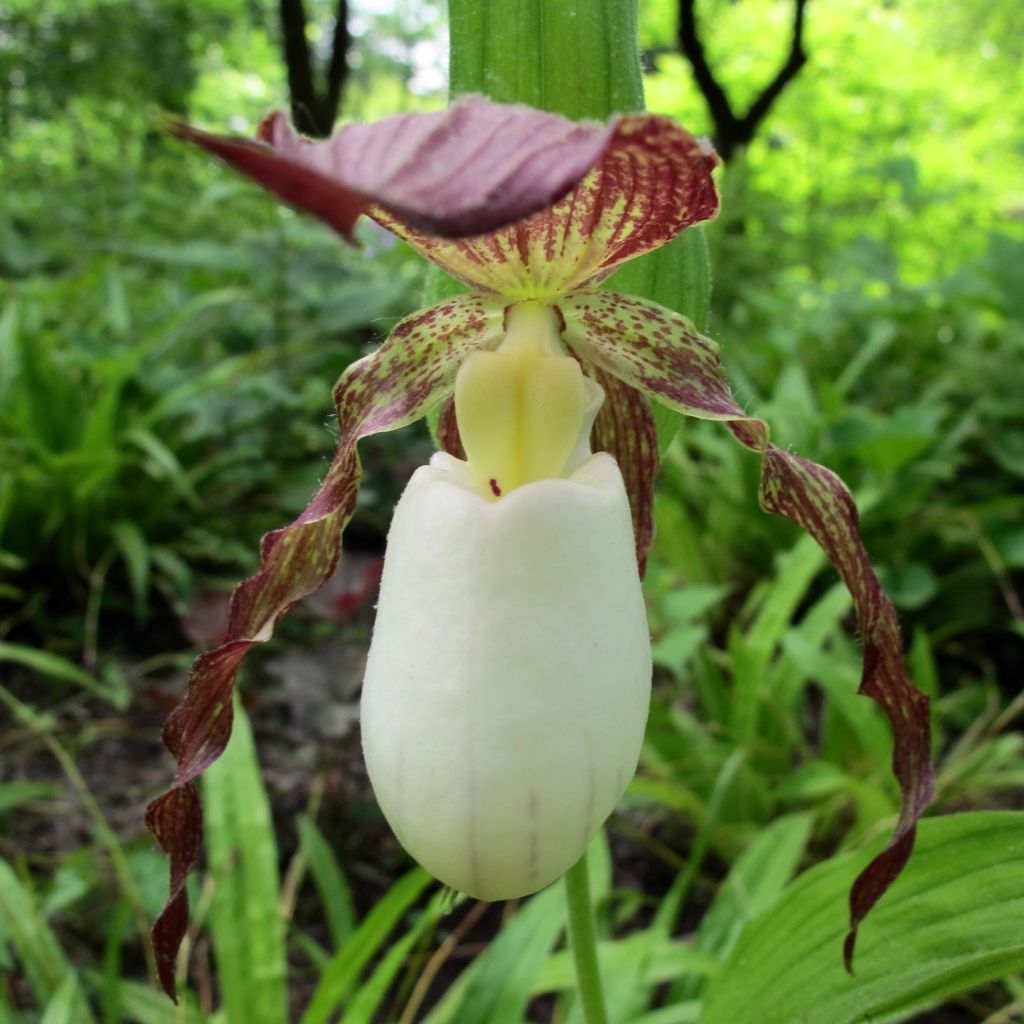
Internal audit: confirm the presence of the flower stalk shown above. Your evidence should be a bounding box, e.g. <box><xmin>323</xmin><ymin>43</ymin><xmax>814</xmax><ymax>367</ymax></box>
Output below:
<box><xmin>564</xmin><ymin>852</ymin><xmax>610</xmax><ymax>1024</ymax></box>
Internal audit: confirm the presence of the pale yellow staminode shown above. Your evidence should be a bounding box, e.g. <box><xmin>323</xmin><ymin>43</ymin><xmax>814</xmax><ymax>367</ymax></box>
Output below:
<box><xmin>455</xmin><ymin>302</ymin><xmax>588</xmax><ymax>498</ymax></box>
<box><xmin>360</xmin><ymin>302</ymin><xmax>652</xmax><ymax>900</ymax></box>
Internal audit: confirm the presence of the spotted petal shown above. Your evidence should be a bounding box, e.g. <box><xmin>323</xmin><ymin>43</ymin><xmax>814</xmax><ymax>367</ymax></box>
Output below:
<box><xmin>562</xmin><ymin>288</ymin><xmax>934</xmax><ymax>969</ymax></box>
<box><xmin>373</xmin><ymin>115</ymin><xmax>720</xmax><ymax>295</ymax></box>
<box><xmin>145</xmin><ymin>293</ymin><xmax>503</xmax><ymax>999</ymax></box>
<box><xmin>171</xmin><ymin>98</ymin><xmax>614</xmax><ymax>243</ymax></box>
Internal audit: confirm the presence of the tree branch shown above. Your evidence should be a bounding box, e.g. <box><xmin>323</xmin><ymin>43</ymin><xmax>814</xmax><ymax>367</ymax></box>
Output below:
<box><xmin>278</xmin><ymin>0</ymin><xmax>348</xmax><ymax>138</ymax></box>
<box><xmin>324</xmin><ymin>0</ymin><xmax>350</xmax><ymax>120</ymax></box>
<box><xmin>677</xmin><ymin>0</ymin><xmax>739</xmax><ymax>147</ymax></box>
<box><xmin>739</xmin><ymin>0</ymin><xmax>808</xmax><ymax>138</ymax></box>
<box><xmin>677</xmin><ymin>0</ymin><xmax>810</xmax><ymax>161</ymax></box>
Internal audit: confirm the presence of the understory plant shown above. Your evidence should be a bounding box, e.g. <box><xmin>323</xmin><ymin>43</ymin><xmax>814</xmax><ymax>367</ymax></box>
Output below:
<box><xmin>143</xmin><ymin>10</ymin><xmax>940</xmax><ymax>1021</ymax></box>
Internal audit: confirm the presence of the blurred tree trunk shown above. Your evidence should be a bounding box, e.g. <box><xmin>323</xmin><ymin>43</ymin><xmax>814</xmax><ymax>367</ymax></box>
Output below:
<box><xmin>278</xmin><ymin>0</ymin><xmax>349</xmax><ymax>137</ymax></box>
<box><xmin>677</xmin><ymin>0</ymin><xmax>809</xmax><ymax>160</ymax></box>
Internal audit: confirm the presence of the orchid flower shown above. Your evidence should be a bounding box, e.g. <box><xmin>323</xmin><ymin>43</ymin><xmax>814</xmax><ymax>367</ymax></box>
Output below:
<box><xmin>147</xmin><ymin>97</ymin><xmax>932</xmax><ymax>999</ymax></box>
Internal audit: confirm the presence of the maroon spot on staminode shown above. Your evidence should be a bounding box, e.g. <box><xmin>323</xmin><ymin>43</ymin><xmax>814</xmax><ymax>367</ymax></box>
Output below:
<box><xmin>489</xmin><ymin>478</ymin><xmax>502</xmax><ymax>497</ymax></box>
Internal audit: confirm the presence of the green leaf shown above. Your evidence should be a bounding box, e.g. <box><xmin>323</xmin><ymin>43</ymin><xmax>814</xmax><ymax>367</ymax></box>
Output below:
<box><xmin>670</xmin><ymin>814</ymin><xmax>813</xmax><ymax>1002</ymax></box>
<box><xmin>39</xmin><ymin>972</ymin><xmax>89</xmax><ymax>1024</ymax></box>
<box><xmin>111</xmin><ymin>519</ymin><xmax>151</xmax><ymax>619</ymax></box>
<box><xmin>701</xmin><ymin>812</ymin><xmax>1024</xmax><ymax>1024</ymax></box>
<box><xmin>0</xmin><ymin>642</ymin><xmax>114</xmax><ymax>704</ymax></box>
<box><xmin>447</xmin><ymin>885</ymin><xmax>565</xmax><ymax>1024</ymax></box>
<box><xmin>123</xmin><ymin>427</ymin><xmax>198</xmax><ymax>504</ymax></box>
<box><xmin>729</xmin><ymin>534</ymin><xmax>826</xmax><ymax>744</ymax></box>
<box><xmin>203</xmin><ymin>699</ymin><xmax>288</xmax><ymax>1024</ymax></box>
<box><xmin>121</xmin><ymin>983</ymin><xmax>207</xmax><ymax>1024</ymax></box>
<box><xmin>448</xmin><ymin>0</ymin><xmax>643</xmax><ymax>121</ymax></box>
<box><xmin>0</xmin><ymin>781</ymin><xmax>61</xmax><ymax>813</ymax></box>
<box><xmin>536</xmin><ymin>939</ymin><xmax>717</xmax><ymax>995</ymax></box>
<box><xmin>339</xmin><ymin>889</ymin><xmax>449</xmax><ymax>1024</ymax></box>
<box><xmin>299</xmin><ymin>867</ymin><xmax>432</xmax><ymax>1024</ymax></box>
<box><xmin>297</xmin><ymin>814</ymin><xmax>357</xmax><ymax>950</ymax></box>
<box><xmin>0</xmin><ymin>860</ymin><xmax>95</xmax><ymax>1022</ymax></box>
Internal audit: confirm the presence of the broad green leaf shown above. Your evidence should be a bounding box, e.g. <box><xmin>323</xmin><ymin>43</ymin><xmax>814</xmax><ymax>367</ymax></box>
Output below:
<box><xmin>671</xmin><ymin>813</ymin><xmax>813</xmax><ymax>1002</ymax></box>
<box><xmin>701</xmin><ymin>812</ymin><xmax>1024</xmax><ymax>1024</ymax></box>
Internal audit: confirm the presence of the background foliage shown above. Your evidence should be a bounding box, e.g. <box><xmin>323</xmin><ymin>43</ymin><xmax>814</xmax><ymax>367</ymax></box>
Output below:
<box><xmin>1</xmin><ymin>0</ymin><xmax>1022</xmax><ymax>1021</ymax></box>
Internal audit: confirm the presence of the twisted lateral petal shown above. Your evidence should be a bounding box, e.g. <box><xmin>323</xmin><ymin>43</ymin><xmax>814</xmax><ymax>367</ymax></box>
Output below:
<box><xmin>372</xmin><ymin>115</ymin><xmax>720</xmax><ymax>295</ymax></box>
<box><xmin>435</xmin><ymin>394</ymin><xmax>466</xmax><ymax>460</ymax></box>
<box><xmin>562</xmin><ymin>288</ymin><xmax>933</xmax><ymax>970</ymax></box>
<box><xmin>172</xmin><ymin>98</ymin><xmax>614</xmax><ymax>243</ymax></box>
<box><xmin>584</xmin><ymin>364</ymin><xmax>658</xmax><ymax>577</ymax></box>
<box><xmin>145</xmin><ymin>294</ymin><xmax>503</xmax><ymax>999</ymax></box>
<box><xmin>361</xmin><ymin>453</ymin><xmax>651</xmax><ymax>899</ymax></box>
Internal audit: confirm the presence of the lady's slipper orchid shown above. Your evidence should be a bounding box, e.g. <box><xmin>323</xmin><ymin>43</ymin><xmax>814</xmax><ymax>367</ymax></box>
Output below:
<box><xmin>362</xmin><ymin>302</ymin><xmax>651</xmax><ymax>899</ymax></box>
<box><xmin>148</xmin><ymin>98</ymin><xmax>933</xmax><ymax>999</ymax></box>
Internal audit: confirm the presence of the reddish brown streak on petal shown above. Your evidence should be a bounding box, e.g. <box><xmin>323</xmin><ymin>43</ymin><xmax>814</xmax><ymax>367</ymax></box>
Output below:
<box><xmin>171</xmin><ymin>98</ymin><xmax>614</xmax><ymax>244</ymax></box>
<box><xmin>584</xmin><ymin>363</ymin><xmax>658</xmax><ymax>577</ymax></box>
<box><xmin>435</xmin><ymin>395</ymin><xmax>466</xmax><ymax>460</ymax></box>
<box><xmin>756</xmin><ymin>446</ymin><xmax>933</xmax><ymax>971</ymax></box>
<box><xmin>370</xmin><ymin>114</ymin><xmax>721</xmax><ymax>296</ymax></box>
<box><xmin>563</xmin><ymin>288</ymin><xmax>934</xmax><ymax>969</ymax></box>
<box><xmin>145</xmin><ymin>295</ymin><xmax>502</xmax><ymax>1000</ymax></box>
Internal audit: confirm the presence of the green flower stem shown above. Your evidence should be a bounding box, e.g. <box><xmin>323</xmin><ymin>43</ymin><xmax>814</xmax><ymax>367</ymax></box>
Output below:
<box><xmin>440</xmin><ymin>0</ymin><xmax>713</xmax><ymax>453</ymax></box>
<box><xmin>564</xmin><ymin>851</ymin><xmax>609</xmax><ymax>1024</ymax></box>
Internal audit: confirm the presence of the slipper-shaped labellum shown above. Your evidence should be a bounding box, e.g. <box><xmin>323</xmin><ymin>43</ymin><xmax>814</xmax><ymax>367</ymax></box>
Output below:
<box><xmin>362</xmin><ymin>303</ymin><xmax>651</xmax><ymax>898</ymax></box>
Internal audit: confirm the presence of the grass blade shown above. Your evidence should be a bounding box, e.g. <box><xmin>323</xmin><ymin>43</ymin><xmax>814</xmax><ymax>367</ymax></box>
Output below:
<box><xmin>447</xmin><ymin>885</ymin><xmax>565</xmax><ymax>1024</ymax></box>
<box><xmin>202</xmin><ymin>700</ymin><xmax>288</xmax><ymax>1024</ymax></box>
<box><xmin>300</xmin><ymin>867</ymin><xmax>433</xmax><ymax>1024</ymax></box>
<box><xmin>297</xmin><ymin>813</ymin><xmax>356</xmax><ymax>949</ymax></box>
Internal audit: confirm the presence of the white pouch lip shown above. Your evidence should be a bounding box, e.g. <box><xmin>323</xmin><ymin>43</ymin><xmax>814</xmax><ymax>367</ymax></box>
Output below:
<box><xmin>361</xmin><ymin>450</ymin><xmax>651</xmax><ymax>900</ymax></box>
